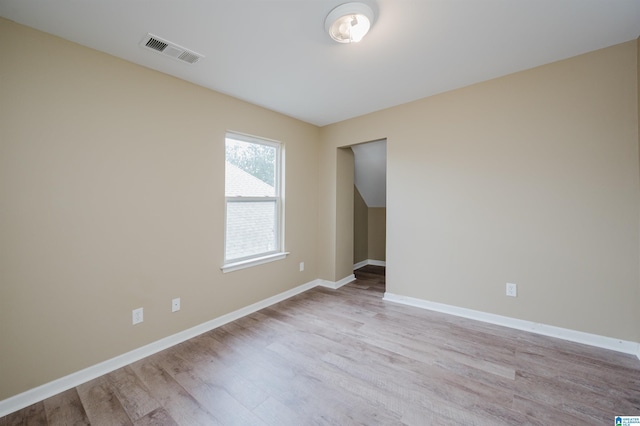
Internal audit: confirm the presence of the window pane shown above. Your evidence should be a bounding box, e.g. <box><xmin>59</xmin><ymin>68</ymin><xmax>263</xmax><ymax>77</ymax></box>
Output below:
<box><xmin>225</xmin><ymin>200</ymin><xmax>277</xmax><ymax>261</ymax></box>
<box><xmin>225</xmin><ymin>138</ymin><xmax>276</xmax><ymax>197</ymax></box>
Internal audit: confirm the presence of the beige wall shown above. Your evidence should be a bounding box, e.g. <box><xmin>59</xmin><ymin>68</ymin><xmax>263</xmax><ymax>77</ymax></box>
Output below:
<box><xmin>322</xmin><ymin>40</ymin><xmax>640</xmax><ymax>342</ymax></box>
<box><xmin>2</xmin><ymin>16</ymin><xmax>639</xmax><ymax>404</ymax></box>
<box><xmin>0</xmin><ymin>18</ymin><xmax>320</xmax><ymax>400</ymax></box>
<box><xmin>637</xmin><ymin>36</ymin><xmax>640</xmax><ymax>338</ymax></box>
<box><xmin>354</xmin><ymin>191</ymin><xmax>386</xmax><ymax>264</ymax></box>
<box><xmin>368</xmin><ymin>208</ymin><xmax>386</xmax><ymax>262</ymax></box>
<box><xmin>335</xmin><ymin>148</ymin><xmax>354</xmax><ymax>279</ymax></box>
<box><xmin>317</xmin><ymin>133</ymin><xmax>337</xmax><ymax>282</ymax></box>
<box><xmin>353</xmin><ymin>187</ymin><xmax>368</xmax><ymax>264</ymax></box>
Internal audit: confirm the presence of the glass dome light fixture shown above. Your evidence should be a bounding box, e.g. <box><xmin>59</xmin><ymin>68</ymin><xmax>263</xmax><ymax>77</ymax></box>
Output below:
<box><xmin>325</xmin><ymin>2</ymin><xmax>375</xmax><ymax>44</ymax></box>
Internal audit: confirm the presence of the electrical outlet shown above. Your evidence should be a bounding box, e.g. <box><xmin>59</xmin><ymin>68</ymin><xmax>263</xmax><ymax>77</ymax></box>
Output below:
<box><xmin>172</xmin><ymin>298</ymin><xmax>181</xmax><ymax>312</ymax></box>
<box><xmin>132</xmin><ymin>307</ymin><xmax>143</xmax><ymax>325</ymax></box>
<box><xmin>299</xmin><ymin>262</ymin><xmax>305</xmax><ymax>272</ymax></box>
<box><xmin>506</xmin><ymin>283</ymin><xmax>517</xmax><ymax>297</ymax></box>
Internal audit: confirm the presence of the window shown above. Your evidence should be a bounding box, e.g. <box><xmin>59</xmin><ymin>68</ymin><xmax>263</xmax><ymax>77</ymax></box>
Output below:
<box><xmin>223</xmin><ymin>132</ymin><xmax>285</xmax><ymax>272</ymax></box>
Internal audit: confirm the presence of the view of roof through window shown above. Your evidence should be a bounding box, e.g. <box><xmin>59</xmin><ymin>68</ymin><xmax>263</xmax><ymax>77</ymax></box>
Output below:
<box><xmin>224</xmin><ymin>135</ymin><xmax>280</xmax><ymax>263</ymax></box>
<box><xmin>225</xmin><ymin>138</ymin><xmax>276</xmax><ymax>195</ymax></box>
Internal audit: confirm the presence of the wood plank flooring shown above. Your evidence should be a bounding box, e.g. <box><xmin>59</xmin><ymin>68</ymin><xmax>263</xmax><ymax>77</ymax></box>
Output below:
<box><xmin>3</xmin><ymin>265</ymin><xmax>639</xmax><ymax>425</ymax></box>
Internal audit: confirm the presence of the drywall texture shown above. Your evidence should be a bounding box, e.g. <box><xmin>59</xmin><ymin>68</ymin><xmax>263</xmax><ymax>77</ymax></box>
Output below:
<box><xmin>322</xmin><ymin>40</ymin><xmax>640</xmax><ymax>342</ymax></box>
<box><xmin>335</xmin><ymin>148</ymin><xmax>354</xmax><ymax>279</ymax></box>
<box><xmin>0</xmin><ymin>18</ymin><xmax>320</xmax><ymax>400</ymax></box>
<box><xmin>637</xmin><ymin>36</ymin><xmax>640</xmax><ymax>339</ymax></box>
<box><xmin>368</xmin><ymin>208</ymin><xmax>386</xmax><ymax>262</ymax></box>
<box><xmin>354</xmin><ymin>187</ymin><xmax>368</xmax><ymax>264</ymax></box>
<box><xmin>353</xmin><ymin>193</ymin><xmax>386</xmax><ymax>264</ymax></box>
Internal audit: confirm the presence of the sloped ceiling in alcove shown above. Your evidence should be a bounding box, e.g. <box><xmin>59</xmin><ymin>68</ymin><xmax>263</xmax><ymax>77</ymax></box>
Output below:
<box><xmin>352</xmin><ymin>140</ymin><xmax>386</xmax><ymax>208</ymax></box>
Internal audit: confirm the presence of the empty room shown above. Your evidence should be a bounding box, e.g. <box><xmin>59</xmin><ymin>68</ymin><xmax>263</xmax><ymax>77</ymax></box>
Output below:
<box><xmin>1</xmin><ymin>0</ymin><xmax>640</xmax><ymax>424</ymax></box>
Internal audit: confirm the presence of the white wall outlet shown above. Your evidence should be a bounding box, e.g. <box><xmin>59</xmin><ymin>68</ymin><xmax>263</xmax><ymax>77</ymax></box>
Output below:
<box><xmin>506</xmin><ymin>283</ymin><xmax>517</xmax><ymax>297</ymax></box>
<box><xmin>132</xmin><ymin>307</ymin><xmax>143</xmax><ymax>325</ymax></box>
<box><xmin>299</xmin><ymin>262</ymin><xmax>305</xmax><ymax>272</ymax></box>
<box><xmin>172</xmin><ymin>297</ymin><xmax>181</xmax><ymax>312</ymax></box>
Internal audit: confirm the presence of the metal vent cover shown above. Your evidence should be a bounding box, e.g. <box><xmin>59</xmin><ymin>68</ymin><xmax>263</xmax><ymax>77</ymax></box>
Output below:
<box><xmin>139</xmin><ymin>34</ymin><xmax>203</xmax><ymax>64</ymax></box>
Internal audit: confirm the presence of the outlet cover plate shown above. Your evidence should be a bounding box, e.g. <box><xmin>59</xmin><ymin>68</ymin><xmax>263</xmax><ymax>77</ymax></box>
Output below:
<box><xmin>132</xmin><ymin>307</ymin><xmax>143</xmax><ymax>324</ymax></box>
<box><xmin>172</xmin><ymin>298</ymin><xmax>181</xmax><ymax>312</ymax></box>
<box><xmin>506</xmin><ymin>283</ymin><xmax>517</xmax><ymax>297</ymax></box>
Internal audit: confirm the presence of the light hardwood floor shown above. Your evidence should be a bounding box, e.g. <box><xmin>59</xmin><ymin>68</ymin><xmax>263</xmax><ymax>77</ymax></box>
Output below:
<box><xmin>2</xmin><ymin>265</ymin><xmax>639</xmax><ymax>425</ymax></box>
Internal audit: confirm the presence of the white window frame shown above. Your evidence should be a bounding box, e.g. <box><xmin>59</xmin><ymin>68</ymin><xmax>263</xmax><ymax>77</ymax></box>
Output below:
<box><xmin>222</xmin><ymin>132</ymin><xmax>287</xmax><ymax>273</ymax></box>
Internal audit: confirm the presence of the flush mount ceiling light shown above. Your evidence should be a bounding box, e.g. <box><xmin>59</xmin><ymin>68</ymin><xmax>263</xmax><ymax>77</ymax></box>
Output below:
<box><xmin>325</xmin><ymin>2</ymin><xmax>375</xmax><ymax>44</ymax></box>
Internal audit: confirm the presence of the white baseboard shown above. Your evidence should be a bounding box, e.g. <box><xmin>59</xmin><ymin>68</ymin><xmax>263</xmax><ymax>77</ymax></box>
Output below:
<box><xmin>353</xmin><ymin>260</ymin><xmax>368</xmax><ymax>269</ymax></box>
<box><xmin>318</xmin><ymin>274</ymin><xmax>356</xmax><ymax>289</ymax></box>
<box><xmin>383</xmin><ymin>292</ymin><xmax>640</xmax><ymax>359</ymax></box>
<box><xmin>0</xmin><ymin>279</ymin><xmax>322</xmax><ymax>418</ymax></box>
<box><xmin>353</xmin><ymin>259</ymin><xmax>386</xmax><ymax>269</ymax></box>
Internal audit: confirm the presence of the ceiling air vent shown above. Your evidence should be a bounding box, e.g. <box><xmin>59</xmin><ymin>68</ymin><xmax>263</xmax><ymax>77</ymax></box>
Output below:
<box><xmin>139</xmin><ymin>33</ymin><xmax>203</xmax><ymax>64</ymax></box>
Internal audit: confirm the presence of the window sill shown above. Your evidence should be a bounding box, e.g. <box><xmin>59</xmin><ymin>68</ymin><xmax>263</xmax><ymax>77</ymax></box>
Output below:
<box><xmin>221</xmin><ymin>252</ymin><xmax>290</xmax><ymax>273</ymax></box>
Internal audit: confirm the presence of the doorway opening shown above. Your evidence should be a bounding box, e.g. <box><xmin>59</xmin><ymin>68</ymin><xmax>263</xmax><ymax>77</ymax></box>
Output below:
<box><xmin>350</xmin><ymin>139</ymin><xmax>386</xmax><ymax>286</ymax></box>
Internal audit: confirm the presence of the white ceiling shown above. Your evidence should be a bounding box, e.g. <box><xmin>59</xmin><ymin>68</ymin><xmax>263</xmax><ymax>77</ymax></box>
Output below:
<box><xmin>1</xmin><ymin>1</ymin><xmax>639</xmax><ymax>126</ymax></box>
<box><xmin>352</xmin><ymin>140</ymin><xmax>386</xmax><ymax>208</ymax></box>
